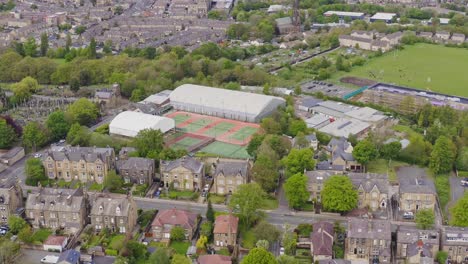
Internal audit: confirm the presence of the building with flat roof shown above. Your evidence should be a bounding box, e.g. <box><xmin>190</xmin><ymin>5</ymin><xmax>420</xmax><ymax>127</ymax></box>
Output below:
<box><xmin>305</xmin><ymin>115</ymin><xmax>330</xmax><ymax>129</ymax></box>
<box><xmin>109</xmin><ymin>111</ymin><xmax>175</xmax><ymax>137</ymax></box>
<box><xmin>324</xmin><ymin>11</ymin><xmax>365</xmax><ymax>20</ymax></box>
<box><xmin>319</xmin><ymin>118</ymin><xmax>370</xmax><ymax>138</ymax></box>
<box><xmin>370</xmin><ymin>13</ymin><xmax>397</xmax><ymax>23</ymax></box>
<box><xmin>170</xmin><ymin>84</ymin><xmax>286</xmax><ymax>123</ymax></box>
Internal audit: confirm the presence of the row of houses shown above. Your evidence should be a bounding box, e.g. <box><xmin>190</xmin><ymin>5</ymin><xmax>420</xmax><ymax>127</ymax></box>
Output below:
<box><xmin>339</xmin><ymin>30</ymin><xmax>404</xmax><ymax>52</ymax></box>
<box><xmin>42</xmin><ymin>145</ymin><xmax>252</xmax><ymax>195</ymax></box>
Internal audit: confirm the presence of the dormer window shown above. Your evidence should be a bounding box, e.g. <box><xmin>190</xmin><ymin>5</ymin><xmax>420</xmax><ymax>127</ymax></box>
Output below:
<box><xmin>99</xmin><ymin>205</ymin><xmax>103</xmax><ymax>212</ymax></box>
<box><xmin>116</xmin><ymin>206</ymin><xmax>121</xmax><ymax>214</ymax></box>
<box><xmin>0</xmin><ymin>196</ymin><xmax>4</xmax><ymax>204</ymax></box>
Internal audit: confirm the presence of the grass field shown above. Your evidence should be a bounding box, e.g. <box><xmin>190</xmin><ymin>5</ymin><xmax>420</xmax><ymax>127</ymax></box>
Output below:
<box><xmin>332</xmin><ymin>44</ymin><xmax>468</xmax><ymax>97</ymax></box>
<box><xmin>200</xmin><ymin>141</ymin><xmax>250</xmax><ymax>159</ymax></box>
<box><xmin>170</xmin><ymin>136</ymin><xmax>203</xmax><ymax>150</ymax></box>
<box><xmin>229</xmin><ymin>126</ymin><xmax>258</xmax><ymax>141</ymax></box>
<box><xmin>203</xmin><ymin>122</ymin><xmax>235</xmax><ymax>137</ymax></box>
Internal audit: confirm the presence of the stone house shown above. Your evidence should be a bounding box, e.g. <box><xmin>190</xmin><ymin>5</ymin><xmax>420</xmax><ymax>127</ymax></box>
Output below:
<box><xmin>345</xmin><ymin>218</ymin><xmax>391</xmax><ymax>264</ymax></box>
<box><xmin>310</xmin><ymin>221</ymin><xmax>334</xmax><ymax>260</ymax></box>
<box><xmin>441</xmin><ymin>226</ymin><xmax>468</xmax><ymax>264</ymax></box>
<box><xmin>349</xmin><ymin>173</ymin><xmax>388</xmax><ymax>212</ymax></box>
<box><xmin>0</xmin><ymin>147</ymin><xmax>25</xmax><ymax>165</ymax></box>
<box><xmin>380</xmin><ymin>32</ymin><xmax>403</xmax><ymax>46</ymax></box>
<box><xmin>339</xmin><ymin>35</ymin><xmax>372</xmax><ymax>50</ymax></box>
<box><xmin>213</xmin><ymin>215</ymin><xmax>238</xmax><ymax>247</ymax></box>
<box><xmin>117</xmin><ymin>157</ymin><xmax>155</xmax><ymax>185</ymax></box>
<box><xmin>396</xmin><ymin>226</ymin><xmax>439</xmax><ymax>264</ymax></box>
<box><xmin>276</xmin><ymin>17</ymin><xmax>296</xmax><ymax>35</ymax></box>
<box><xmin>435</xmin><ymin>31</ymin><xmax>450</xmax><ymax>40</ymax></box>
<box><xmin>305</xmin><ymin>170</ymin><xmax>335</xmax><ymax>202</ymax></box>
<box><xmin>398</xmin><ymin>171</ymin><xmax>436</xmax><ymax>213</ymax></box>
<box><xmin>160</xmin><ymin>157</ymin><xmax>204</xmax><ymax>191</ymax></box>
<box><xmin>151</xmin><ymin>209</ymin><xmax>199</xmax><ymax>241</ymax></box>
<box><xmin>25</xmin><ymin>188</ymin><xmax>87</xmax><ymax>235</ymax></box>
<box><xmin>90</xmin><ymin>193</ymin><xmax>137</xmax><ymax>234</ymax></box>
<box><xmin>317</xmin><ymin>137</ymin><xmax>361</xmax><ymax>171</ymax></box>
<box><xmin>350</xmin><ymin>30</ymin><xmax>375</xmax><ymax>40</ymax></box>
<box><xmin>212</xmin><ymin>159</ymin><xmax>250</xmax><ymax>195</ymax></box>
<box><xmin>292</xmin><ymin>133</ymin><xmax>318</xmax><ymax>150</ymax></box>
<box><xmin>0</xmin><ymin>184</ymin><xmax>23</xmax><ymax>223</ymax></box>
<box><xmin>451</xmin><ymin>33</ymin><xmax>466</xmax><ymax>44</ymax></box>
<box><xmin>43</xmin><ymin>146</ymin><xmax>115</xmax><ymax>184</ymax></box>
<box><xmin>370</xmin><ymin>40</ymin><xmax>391</xmax><ymax>52</ymax></box>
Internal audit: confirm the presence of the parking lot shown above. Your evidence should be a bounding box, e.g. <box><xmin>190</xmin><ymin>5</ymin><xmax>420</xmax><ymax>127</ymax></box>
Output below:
<box><xmin>300</xmin><ymin>80</ymin><xmax>353</xmax><ymax>98</ymax></box>
<box><xmin>17</xmin><ymin>249</ymin><xmax>60</xmax><ymax>264</ymax></box>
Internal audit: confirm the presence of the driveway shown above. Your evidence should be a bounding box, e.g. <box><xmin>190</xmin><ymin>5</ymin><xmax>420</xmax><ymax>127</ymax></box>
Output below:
<box><xmin>16</xmin><ymin>249</ymin><xmax>60</xmax><ymax>264</ymax></box>
<box><xmin>446</xmin><ymin>173</ymin><xmax>467</xmax><ymax>221</ymax></box>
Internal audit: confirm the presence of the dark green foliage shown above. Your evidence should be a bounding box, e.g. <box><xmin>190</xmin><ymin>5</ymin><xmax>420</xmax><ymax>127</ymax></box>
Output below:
<box><xmin>25</xmin><ymin>158</ymin><xmax>47</xmax><ymax>186</ymax></box>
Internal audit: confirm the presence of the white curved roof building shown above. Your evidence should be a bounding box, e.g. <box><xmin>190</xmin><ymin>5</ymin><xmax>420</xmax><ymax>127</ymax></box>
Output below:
<box><xmin>170</xmin><ymin>84</ymin><xmax>286</xmax><ymax>123</ymax></box>
<box><xmin>109</xmin><ymin>111</ymin><xmax>175</xmax><ymax>138</ymax></box>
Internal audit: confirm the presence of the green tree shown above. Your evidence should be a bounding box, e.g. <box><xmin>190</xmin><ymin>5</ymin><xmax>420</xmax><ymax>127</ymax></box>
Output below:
<box><xmin>281</xmin><ymin>148</ymin><xmax>315</xmax><ymax>177</ymax></box>
<box><xmin>380</xmin><ymin>141</ymin><xmax>402</xmax><ymax>160</ymax></box>
<box><xmin>256</xmin><ymin>239</ymin><xmax>269</xmax><ymax>250</ymax></box>
<box><xmin>253</xmin><ymin>221</ymin><xmax>280</xmax><ymax>243</ymax></box>
<box><xmin>415</xmin><ymin>209</ymin><xmax>435</xmax><ymax>229</ymax></box>
<box><xmin>456</xmin><ymin>147</ymin><xmax>468</xmax><ymax>171</ymax></box>
<box><xmin>66</xmin><ymin>123</ymin><xmax>90</xmax><ymax>146</ymax></box>
<box><xmin>133</xmin><ymin>129</ymin><xmax>164</xmax><ymax>158</ymax></box>
<box><xmin>246</xmin><ymin>133</ymin><xmax>265</xmax><ymax>157</ymax></box>
<box><xmin>284</xmin><ymin>173</ymin><xmax>309</xmax><ymax>209</ymax></box>
<box><xmin>251</xmin><ymin>153</ymin><xmax>279</xmax><ymax>192</ymax></box>
<box><xmin>293</xmin><ymin>132</ymin><xmax>309</xmax><ymax>149</ymax></box>
<box><xmin>277</xmin><ymin>255</ymin><xmax>300</xmax><ymax>264</ymax></box>
<box><xmin>69</xmin><ymin>77</ymin><xmax>80</xmax><ymax>92</ymax></box>
<box><xmin>282</xmin><ymin>224</ymin><xmax>297</xmax><ymax>255</ymax></box>
<box><xmin>40</xmin><ymin>33</ymin><xmax>48</xmax><ymax>57</ymax></box>
<box><xmin>229</xmin><ymin>183</ymin><xmax>266</xmax><ymax>227</ymax></box>
<box><xmin>451</xmin><ymin>192</ymin><xmax>468</xmax><ymax>227</ymax></box>
<box><xmin>196</xmin><ymin>235</ymin><xmax>208</xmax><ymax>249</ymax></box>
<box><xmin>287</xmin><ymin>119</ymin><xmax>307</xmax><ymax>137</ymax></box>
<box><xmin>430</xmin><ymin>136</ymin><xmax>456</xmax><ymax>174</ymax></box>
<box><xmin>171</xmin><ymin>254</ymin><xmax>191</xmax><ymax>264</ymax></box>
<box><xmin>352</xmin><ymin>139</ymin><xmax>378</xmax><ymax>171</ymax></box>
<box><xmin>322</xmin><ymin>175</ymin><xmax>358</xmax><ymax>213</ymax></box>
<box><xmin>66</xmin><ymin>98</ymin><xmax>99</xmax><ymax>126</ymax></box>
<box><xmin>8</xmin><ymin>216</ymin><xmax>28</xmax><ymax>234</ymax></box>
<box><xmin>104</xmin><ymin>170</ymin><xmax>124</xmax><ymax>193</ymax></box>
<box><xmin>260</xmin><ymin>117</ymin><xmax>281</xmax><ymax>134</ymax></box>
<box><xmin>65</xmin><ymin>34</ymin><xmax>72</xmax><ymax>52</ymax></box>
<box><xmin>206</xmin><ymin>200</ymin><xmax>215</xmax><ymax>223</ymax></box>
<box><xmin>200</xmin><ymin>221</ymin><xmax>213</xmax><ymax>239</ymax></box>
<box><xmin>436</xmin><ymin>251</ymin><xmax>448</xmax><ymax>264</ymax></box>
<box><xmin>170</xmin><ymin>226</ymin><xmax>186</xmax><ymax>242</ymax></box>
<box><xmin>25</xmin><ymin>158</ymin><xmax>47</xmax><ymax>186</ymax></box>
<box><xmin>0</xmin><ymin>237</ymin><xmax>20</xmax><ymax>263</ymax></box>
<box><xmin>148</xmin><ymin>248</ymin><xmax>170</xmax><ymax>264</ymax></box>
<box><xmin>23</xmin><ymin>37</ymin><xmax>37</xmax><ymax>57</ymax></box>
<box><xmin>241</xmin><ymin>247</ymin><xmax>277</xmax><ymax>264</ymax></box>
<box><xmin>46</xmin><ymin>111</ymin><xmax>70</xmax><ymax>141</ymax></box>
<box><xmin>11</xmin><ymin>76</ymin><xmax>39</xmax><ymax>102</ymax></box>
<box><xmin>0</xmin><ymin>119</ymin><xmax>16</xmax><ymax>148</ymax></box>
<box><xmin>22</xmin><ymin>122</ymin><xmax>48</xmax><ymax>151</ymax></box>
<box><xmin>295</xmin><ymin>223</ymin><xmax>313</xmax><ymax>237</ymax></box>
<box><xmin>75</xmin><ymin>25</ymin><xmax>86</xmax><ymax>35</ymax></box>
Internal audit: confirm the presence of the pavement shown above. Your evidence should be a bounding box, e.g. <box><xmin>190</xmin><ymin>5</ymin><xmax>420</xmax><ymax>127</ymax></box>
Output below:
<box><xmin>446</xmin><ymin>173</ymin><xmax>467</xmax><ymax>221</ymax></box>
<box><xmin>16</xmin><ymin>249</ymin><xmax>60</xmax><ymax>264</ymax></box>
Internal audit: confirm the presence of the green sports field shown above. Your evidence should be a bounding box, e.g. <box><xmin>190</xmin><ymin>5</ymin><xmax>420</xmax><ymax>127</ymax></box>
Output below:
<box><xmin>200</xmin><ymin>141</ymin><xmax>251</xmax><ymax>159</ymax></box>
<box><xmin>203</xmin><ymin>122</ymin><xmax>235</xmax><ymax>137</ymax></box>
<box><xmin>170</xmin><ymin>137</ymin><xmax>202</xmax><ymax>150</ymax></box>
<box><xmin>334</xmin><ymin>44</ymin><xmax>468</xmax><ymax>97</ymax></box>
<box><xmin>180</xmin><ymin>118</ymin><xmax>214</xmax><ymax>133</ymax></box>
<box><xmin>229</xmin><ymin>126</ymin><xmax>258</xmax><ymax>141</ymax></box>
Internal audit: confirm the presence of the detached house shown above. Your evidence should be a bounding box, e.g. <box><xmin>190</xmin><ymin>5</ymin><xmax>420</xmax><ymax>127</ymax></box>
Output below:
<box><xmin>345</xmin><ymin>218</ymin><xmax>391</xmax><ymax>264</ymax></box>
<box><xmin>0</xmin><ymin>184</ymin><xmax>23</xmax><ymax>223</ymax></box>
<box><xmin>160</xmin><ymin>157</ymin><xmax>204</xmax><ymax>191</ymax></box>
<box><xmin>214</xmin><ymin>215</ymin><xmax>239</xmax><ymax>247</ymax></box>
<box><xmin>43</xmin><ymin>146</ymin><xmax>115</xmax><ymax>184</ymax></box>
<box><xmin>398</xmin><ymin>168</ymin><xmax>436</xmax><ymax>213</ymax></box>
<box><xmin>212</xmin><ymin>160</ymin><xmax>250</xmax><ymax>195</ymax></box>
<box><xmin>25</xmin><ymin>188</ymin><xmax>86</xmax><ymax>234</ymax></box>
<box><xmin>349</xmin><ymin>173</ymin><xmax>389</xmax><ymax>212</ymax></box>
<box><xmin>90</xmin><ymin>193</ymin><xmax>137</xmax><ymax>234</ymax></box>
<box><xmin>151</xmin><ymin>209</ymin><xmax>199</xmax><ymax>241</ymax></box>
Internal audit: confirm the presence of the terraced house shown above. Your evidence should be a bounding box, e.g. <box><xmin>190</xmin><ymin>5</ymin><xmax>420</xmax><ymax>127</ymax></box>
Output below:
<box><xmin>442</xmin><ymin>227</ymin><xmax>468</xmax><ymax>264</ymax></box>
<box><xmin>160</xmin><ymin>156</ymin><xmax>204</xmax><ymax>191</ymax></box>
<box><xmin>0</xmin><ymin>185</ymin><xmax>23</xmax><ymax>223</ymax></box>
<box><xmin>90</xmin><ymin>193</ymin><xmax>137</xmax><ymax>234</ymax></box>
<box><xmin>43</xmin><ymin>146</ymin><xmax>115</xmax><ymax>184</ymax></box>
<box><xmin>25</xmin><ymin>188</ymin><xmax>87</xmax><ymax>235</ymax></box>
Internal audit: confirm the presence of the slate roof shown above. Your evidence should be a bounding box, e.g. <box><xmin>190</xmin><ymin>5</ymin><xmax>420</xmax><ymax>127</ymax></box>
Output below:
<box><xmin>214</xmin><ymin>161</ymin><xmax>248</xmax><ymax>178</ymax></box>
<box><xmin>214</xmin><ymin>215</ymin><xmax>238</xmax><ymax>235</ymax></box>
<box><xmin>0</xmin><ymin>187</ymin><xmax>12</xmax><ymax>205</ymax></box>
<box><xmin>407</xmin><ymin>240</ymin><xmax>433</xmax><ymax>258</ymax></box>
<box><xmin>398</xmin><ymin>173</ymin><xmax>436</xmax><ymax>195</ymax></box>
<box><xmin>275</xmin><ymin>17</ymin><xmax>293</xmax><ymax>26</ymax></box>
<box><xmin>306</xmin><ymin>170</ymin><xmax>338</xmax><ymax>186</ymax></box>
<box><xmin>347</xmin><ymin>218</ymin><xmax>391</xmax><ymax>240</ymax></box>
<box><xmin>306</xmin><ymin>133</ymin><xmax>317</xmax><ymax>141</ymax></box>
<box><xmin>348</xmin><ymin>173</ymin><xmax>388</xmax><ymax>195</ymax></box>
<box><xmin>118</xmin><ymin>157</ymin><xmax>154</xmax><ymax>171</ymax></box>
<box><xmin>318</xmin><ymin>260</ymin><xmax>351</xmax><ymax>264</ymax></box>
<box><xmin>57</xmin><ymin>249</ymin><xmax>80</xmax><ymax>264</ymax></box>
<box><xmin>26</xmin><ymin>188</ymin><xmax>84</xmax><ymax>213</ymax></box>
<box><xmin>90</xmin><ymin>193</ymin><xmax>132</xmax><ymax>217</ymax></box>
<box><xmin>397</xmin><ymin>226</ymin><xmax>439</xmax><ymax>245</ymax></box>
<box><xmin>119</xmin><ymin>147</ymin><xmax>136</xmax><ymax>157</ymax></box>
<box><xmin>161</xmin><ymin>157</ymin><xmax>203</xmax><ymax>173</ymax></box>
<box><xmin>151</xmin><ymin>209</ymin><xmax>198</xmax><ymax>229</ymax></box>
<box><xmin>443</xmin><ymin>226</ymin><xmax>468</xmax><ymax>246</ymax></box>
<box><xmin>311</xmin><ymin>221</ymin><xmax>334</xmax><ymax>257</ymax></box>
<box><xmin>44</xmin><ymin>147</ymin><xmax>114</xmax><ymax>163</ymax></box>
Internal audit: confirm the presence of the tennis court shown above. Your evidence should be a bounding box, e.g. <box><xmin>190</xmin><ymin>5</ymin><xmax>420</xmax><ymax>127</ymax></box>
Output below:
<box><xmin>170</xmin><ymin>136</ymin><xmax>203</xmax><ymax>150</ymax></box>
<box><xmin>228</xmin><ymin>126</ymin><xmax>258</xmax><ymax>141</ymax></box>
<box><xmin>200</xmin><ymin>141</ymin><xmax>251</xmax><ymax>159</ymax></box>
<box><xmin>172</xmin><ymin>114</ymin><xmax>192</xmax><ymax>125</ymax></box>
<box><xmin>180</xmin><ymin>118</ymin><xmax>215</xmax><ymax>133</ymax></box>
<box><xmin>203</xmin><ymin>122</ymin><xmax>236</xmax><ymax>137</ymax></box>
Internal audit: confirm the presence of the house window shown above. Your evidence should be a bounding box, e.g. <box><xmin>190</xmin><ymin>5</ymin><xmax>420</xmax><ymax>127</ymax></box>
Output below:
<box><xmin>185</xmin><ymin>175</ymin><xmax>189</xmax><ymax>180</ymax></box>
<box><xmin>29</xmin><ymin>212</ymin><xmax>34</xmax><ymax>218</ymax></box>
<box><xmin>48</xmin><ymin>163</ymin><xmax>53</xmax><ymax>168</ymax></box>
<box><xmin>73</xmin><ymin>213</ymin><xmax>77</xmax><ymax>220</ymax></box>
<box><xmin>57</xmin><ymin>163</ymin><xmax>61</xmax><ymax>168</ymax></box>
<box><xmin>219</xmin><ymin>180</ymin><xmax>224</xmax><ymax>185</ymax></box>
<box><xmin>66</xmin><ymin>172</ymin><xmax>70</xmax><ymax>178</ymax></box>
<box><xmin>97</xmin><ymin>165</ymin><xmax>102</xmax><ymax>170</ymax></box>
<box><xmin>227</xmin><ymin>180</ymin><xmax>232</xmax><ymax>184</ymax></box>
<box><xmin>237</xmin><ymin>180</ymin><xmax>242</xmax><ymax>185</ymax></box>
<box><xmin>50</xmin><ymin>213</ymin><xmax>56</xmax><ymax>218</ymax></box>
<box><xmin>185</xmin><ymin>183</ymin><xmax>190</xmax><ymax>189</ymax></box>
<box><xmin>164</xmin><ymin>233</ymin><xmax>170</xmax><ymax>238</ymax></box>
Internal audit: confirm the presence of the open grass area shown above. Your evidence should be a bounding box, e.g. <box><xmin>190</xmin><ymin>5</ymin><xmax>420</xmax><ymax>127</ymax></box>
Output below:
<box><xmin>367</xmin><ymin>159</ymin><xmax>410</xmax><ymax>183</ymax></box>
<box><xmin>199</xmin><ymin>141</ymin><xmax>250</xmax><ymax>159</ymax></box>
<box><xmin>109</xmin><ymin>235</ymin><xmax>126</xmax><ymax>251</ymax></box>
<box><xmin>332</xmin><ymin>44</ymin><xmax>468</xmax><ymax>97</ymax></box>
<box><xmin>228</xmin><ymin>126</ymin><xmax>258</xmax><ymax>141</ymax></box>
<box><xmin>260</xmin><ymin>196</ymin><xmax>279</xmax><ymax>210</ymax></box>
<box><xmin>88</xmin><ymin>182</ymin><xmax>103</xmax><ymax>191</ymax></box>
<box><xmin>170</xmin><ymin>241</ymin><xmax>190</xmax><ymax>255</ymax></box>
<box><xmin>203</xmin><ymin>122</ymin><xmax>235</xmax><ymax>137</ymax></box>
<box><xmin>208</xmin><ymin>194</ymin><xmax>226</xmax><ymax>204</ymax></box>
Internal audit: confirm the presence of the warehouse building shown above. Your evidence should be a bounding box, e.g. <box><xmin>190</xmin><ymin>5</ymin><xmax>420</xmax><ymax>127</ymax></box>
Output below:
<box><xmin>324</xmin><ymin>11</ymin><xmax>365</xmax><ymax>21</ymax></box>
<box><xmin>169</xmin><ymin>84</ymin><xmax>286</xmax><ymax>123</ymax></box>
<box><xmin>109</xmin><ymin>111</ymin><xmax>175</xmax><ymax>138</ymax></box>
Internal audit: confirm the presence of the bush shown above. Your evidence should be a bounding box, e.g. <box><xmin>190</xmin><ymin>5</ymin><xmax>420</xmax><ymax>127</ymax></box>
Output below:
<box><xmin>170</xmin><ymin>226</ymin><xmax>186</xmax><ymax>242</ymax></box>
<box><xmin>105</xmin><ymin>249</ymin><xmax>118</xmax><ymax>256</ymax></box>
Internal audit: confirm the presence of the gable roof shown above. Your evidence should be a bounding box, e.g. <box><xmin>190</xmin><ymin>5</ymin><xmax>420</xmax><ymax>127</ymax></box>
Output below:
<box><xmin>214</xmin><ymin>215</ymin><xmax>239</xmax><ymax>235</ymax></box>
<box><xmin>347</xmin><ymin>218</ymin><xmax>391</xmax><ymax>240</ymax></box>
<box><xmin>151</xmin><ymin>209</ymin><xmax>198</xmax><ymax>229</ymax></box>
<box><xmin>214</xmin><ymin>161</ymin><xmax>248</xmax><ymax>178</ymax></box>
<box><xmin>348</xmin><ymin>173</ymin><xmax>388</xmax><ymax>194</ymax></box>
<box><xmin>90</xmin><ymin>193</ymin><xmax>134</xmax><ymax>217</ymax></box>
<box><xmin>161</xmin><ymin>157</ymin><xmax>203</xmax><ymax>173</ymax></box>
<box><xmin>311</xmin><ymin>221</ymin><xmax>334</xmax><ymax>256</ymax></box>
<box><xmin>118</xmin><ymin>157</ymin><xmax>154</xmax><ymax>171</ymax></box>
<box><xmin>26</xmin><ymin>188</ymin><xmax>84</xmax><ymax>213</ymax></box>
<box><xmin>44</xmin><ymin>146</ymin><xmax>114</xmax><ymax>163</ymax></box>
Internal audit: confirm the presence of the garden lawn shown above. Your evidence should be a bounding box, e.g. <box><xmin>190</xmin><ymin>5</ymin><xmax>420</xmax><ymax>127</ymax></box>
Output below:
<box><xmin>31</xmin><ymin>229</ymin><xmax>53</xmax><ymax>244</ymax></box>
<box><xmin>109</xmin><ymin>235</ymin><xmax>126</xmax><ymax>251</ymax></box>
<box><xmin>208</xmin><ymin>194</ymin><xmax>226</xmax><ymax>204</ymax></box>
<box><xmin>332</xmin><ymin>44</ymin><xmax>468</xmax><ymax>97</ymax></box>
<box><xmin>367</xmin><ymin>159</ymin><xmax>410</xmax><ymax>183</ymax></box>
<box><xmin>170</xmin><ymin>241</ymin><xmax>190</xmax><ymax>255</ymax></box>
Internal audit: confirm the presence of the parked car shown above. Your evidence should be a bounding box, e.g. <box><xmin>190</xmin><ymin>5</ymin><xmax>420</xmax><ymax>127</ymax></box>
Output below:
<box><xmin>279</xmin><ymin>247</ymin><xmax>285</xmax><ymax>255</ymax></box>
<box><xmin>34</xmin><ymin>153</ymin><xmax>42</xmax><ymax>158</ymax></box>
<box><xmin>461</xmin><ymin>178</ymin><xmax>468</xmax><ymax>186</ymax></box>
<box><xmin>41</xmin><ymin>255</ymin><xmax>59</xmax><ymax>264</ymax></box>
<box><xmin>403</xmin><ymin>212</ymin><xmax>414</xmax><ymax>219</ymax></box>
